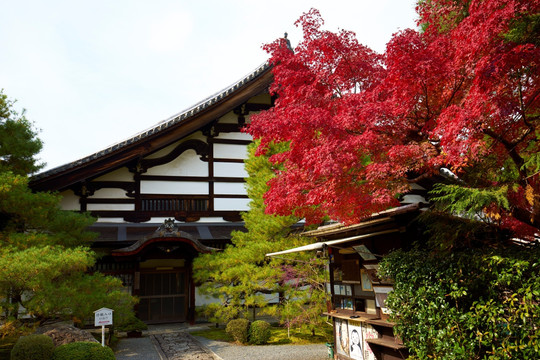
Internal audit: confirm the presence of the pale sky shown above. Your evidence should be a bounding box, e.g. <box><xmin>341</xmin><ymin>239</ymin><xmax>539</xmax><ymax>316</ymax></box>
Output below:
<box><xmin>0</xmin><ymin>1</ymin><xmax>418</xmax><ymax>171</ymax></box>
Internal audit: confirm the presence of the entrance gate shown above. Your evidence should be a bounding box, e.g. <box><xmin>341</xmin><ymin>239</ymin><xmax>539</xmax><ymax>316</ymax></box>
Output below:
<box><xmin>138</xmin><ymin>271</ymin><xmax>187</xmax><ymax>323</ymax></box>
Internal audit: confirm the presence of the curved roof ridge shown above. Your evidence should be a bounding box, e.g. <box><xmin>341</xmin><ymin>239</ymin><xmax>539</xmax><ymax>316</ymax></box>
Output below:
<box><xmin>33</xmin><ymin>61</ymin><xmax>271</xmax><ymax>181</ymax></box>
<box><xmin>123</xmin><ymin>61</ymin><xmax>270</xmax><ymax>143</ymax></box>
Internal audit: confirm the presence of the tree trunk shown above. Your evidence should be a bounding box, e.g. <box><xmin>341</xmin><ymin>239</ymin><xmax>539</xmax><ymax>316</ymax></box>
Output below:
<box><xmin>9</xmin><ymin>290</ymin><xmax>22</xmax><ymax>319</ymax></box>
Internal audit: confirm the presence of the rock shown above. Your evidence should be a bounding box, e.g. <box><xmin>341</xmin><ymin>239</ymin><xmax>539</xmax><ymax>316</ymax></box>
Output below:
<box><xmin>35</xmin><ymin>323</ymin><xmax>99</xmax><ymax>346</ymax></box>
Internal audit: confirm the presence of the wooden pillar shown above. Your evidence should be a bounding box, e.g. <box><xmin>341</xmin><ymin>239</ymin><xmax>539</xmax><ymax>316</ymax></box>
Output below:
<box><xmin>187</xmin><ymin>258</ymin><xmax>196</xmax><ymax>324</ymax></box>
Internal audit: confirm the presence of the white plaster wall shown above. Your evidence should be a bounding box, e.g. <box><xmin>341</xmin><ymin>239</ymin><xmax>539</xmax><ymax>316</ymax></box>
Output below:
<box><xmin>214</xmin><ymin>182</ymin><xmax>246</xmax><ymax>195</ymax></box>
<box><xmin>89</xmin><ymin>188</ymin><xmax>130</xmax><ymax>199</ymax></box>
<box><xmin>193</xmin><ymin>217</ymin><xmax>228</xmax><ymax>223</ymax></box>
<box><xmin>140</xmin><ymin>180</ymin><xmax>208</xmax><ymax>195</ymax></box>
<box><xmin>218</xmin><ymin>112</ymin><xmax>238</xmax><ymax>124</ymax></box>
<box><xmin>146</xmin><ymin>141</ymin><xmax>179</xmax><ymax>159</ymax></box>
<box><xmin>215</xmin><ymin>132</ymin><xmax>252</xmax><ymax>141</ymax></box>
<box><xmin>145</xmin><ymin>132</ymin><xmax>207</xmax><ymax>159</ymax></box>
<box><xmin>87</xmin><ymin>203</ymin><xmax>135</xmax><ymax>211</ymax></box>
<box><xmin>96</xmin><ymin>218</ymin><xmax>129</xmax><ymax>223</ymax></box>
<box><xmin>213</xmin><ymin>163</ymin><xmax>247</xmax><ymax>178</ymax></box>
<box><xmin>214</xmin><ymin>144</ymin><xmax>248</xmax><ymax>160</ymax></box>
<box><xmin>195</xmin><ymin>287</ymin><xmax>219</xmax><ymax>306</ymax></box>
<box><xmin>195</xmin><ymin>288</ymin><xmax>278</xmax><ymax>306</ymax></box>
<box><xmin>147</xmin><ymin>217</ymin><xmax>176</xmax><ymax>224</ymax></box>
<box><xmin>59</xmin><ymin>190</ymin><xmax>80</xmax><ymax>211</ymax></box>
<box><xmin>214</xmin><ymin>198</ymin><xmax>250</xmax><ymax>211</ymax></box>
<box><xmin>145</xmin><ymin>150</ymin><xmax>208</xmax><ymax>176</ymax></box>
<box><xmin>94</xmin><ymin>167</ymin><xmax>133</xmax><ymax>181</ymax></box>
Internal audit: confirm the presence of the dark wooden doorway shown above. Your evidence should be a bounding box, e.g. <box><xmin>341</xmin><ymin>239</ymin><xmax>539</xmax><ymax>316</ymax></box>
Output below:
<box><xmin>138</xmin><ymin>271</ymin><xmax>187</xmax><ymax>323</ymax></box>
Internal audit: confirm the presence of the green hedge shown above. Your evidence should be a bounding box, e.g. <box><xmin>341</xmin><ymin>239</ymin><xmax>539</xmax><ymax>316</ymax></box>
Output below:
<box><xmin>379</xmin><ymin>246</ymin><xmax>540</xmax><ymax>359</ymax></box>
<box><xmin>225</xmin><ymin>318</ymin><xmax>250</xmax><ymax>344</ymax></box>
<box><xmin>52</xmin><ymin>341</ymin><xmax>115</xmax><ymax>360</ymax></box>
<box><xmin>10</xmin><ymin>334</ymin><xmax>54</xmax><ymax>360</ymax></box>
<box><xmin>249</xmin><ymin>320</ymin><xmax>271</xmax><ymax>345</ymax></box>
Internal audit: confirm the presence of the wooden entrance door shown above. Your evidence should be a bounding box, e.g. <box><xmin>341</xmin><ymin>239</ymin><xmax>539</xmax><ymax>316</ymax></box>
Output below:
<box><xmin>138</xmin><ymin>271</ymin><xmax>187</xmax><ymax>323</ymax></box>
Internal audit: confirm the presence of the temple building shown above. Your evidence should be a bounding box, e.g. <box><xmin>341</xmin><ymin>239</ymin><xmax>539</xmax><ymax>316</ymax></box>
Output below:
<box><xmin>30</xmin><ymin>63</ymin><xmax>273</xmax><ymax>324</ymax></box>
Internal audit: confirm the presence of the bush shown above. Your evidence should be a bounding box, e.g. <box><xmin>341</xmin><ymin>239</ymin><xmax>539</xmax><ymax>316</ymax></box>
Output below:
<box><xmin>249</xmin><ymin>320</ymin><xmax>271</xmax><ymax>345</ymax></box>
<box><xmin>52</xmin><ymin>341</ymin><xmax>115</xmax><ymax>360</ymax></box>
<box><xmin>116</xmin><ymin>315</ymin><xmax>148</xmax><ymax>332</ymax></box>
<box><xmin>225</xmin><ymin>318</ymin><xmax>250</xmax><ymax>344</ymax></box>
<box><xmin>10</xmin><ymin>334</ymin><xmax>54</xmax><ymax>360</ymax></box>
<box><xmin>1</xmin><ymin>321</ymin><xmax>36</xmax><ymax>339</ymax></box>
<box><xmin>379</xmin><ymin>246</ymin><xmax>540</xmax><ymax>359</ymax></box>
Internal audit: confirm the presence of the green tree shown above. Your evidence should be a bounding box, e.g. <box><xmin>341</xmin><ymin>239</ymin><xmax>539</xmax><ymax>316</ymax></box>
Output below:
<box><xmin>0</xmin><ymin>90</ymin><xmax>43</xmax><ymax>175</ymax></box>
<box><xmin>0</xmin><ymin>91</ymin><xmax>136</xmax><ymax>327</ymax></box>
<box><xmin>193</xmin><ymin>141</ymin><xmax>327</xmax><ymax>333</ymax></box>
<box><xmin>275</xmin><ymin>255</ymin><xmax>328</xmax><ymax>337</ymax></box>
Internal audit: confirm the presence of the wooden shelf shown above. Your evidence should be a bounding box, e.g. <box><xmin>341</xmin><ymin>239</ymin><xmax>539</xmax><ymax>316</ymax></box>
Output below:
<box><xmin>366</xmin><ymin>338</ymin><xmax>406</xmax><ymax>350</ymax></box>
<box><xmin>323</xmin><ymin>311</ymin><xmax>378</xmax><ymax>321</ymax></box>
<box><xmin>366</xmin><ymin>319</ymin><xmax>396</xmax><ymax>328</ymax></box>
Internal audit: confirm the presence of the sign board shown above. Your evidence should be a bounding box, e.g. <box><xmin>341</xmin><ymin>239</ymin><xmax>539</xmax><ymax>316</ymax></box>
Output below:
<box><xmin>94</xmin><ymin>307</ymin><xmax>113</xmax><ymax>327</ymax></box>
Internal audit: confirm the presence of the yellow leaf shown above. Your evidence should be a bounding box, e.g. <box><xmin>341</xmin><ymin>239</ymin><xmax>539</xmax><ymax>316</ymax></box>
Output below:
<box><xmin>525</xmin><ymin>184</ymin><xmax>534</xmax><ymax>207</ymax></box>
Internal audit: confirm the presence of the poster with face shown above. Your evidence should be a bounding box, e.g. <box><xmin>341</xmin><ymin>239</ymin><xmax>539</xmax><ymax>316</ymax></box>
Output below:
<box><xmin>335</xmin><ymin>318</ymin><xmax>349</xmax><ymax>356</ymax></box>
<box><xmin>349</xmin><ymin>321</ymin><xmax>379</xmax><ymax>360</ymax></box>
<box><xmin>348</xmin><ymin>325</ymin><xmax>364</xmax><ymax>360</ymax></box>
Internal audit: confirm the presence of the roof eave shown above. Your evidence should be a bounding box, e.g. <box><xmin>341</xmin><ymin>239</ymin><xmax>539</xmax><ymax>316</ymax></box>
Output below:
<box><xmin>30</xmin><ymin>63</ymin><xmax>273</xmax><ymax>192</ymax></box>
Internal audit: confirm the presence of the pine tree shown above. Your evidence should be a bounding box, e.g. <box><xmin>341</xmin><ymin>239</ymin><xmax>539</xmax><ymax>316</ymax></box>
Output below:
<box><xmin>193</xmin><ymin>141</ymin><xmax>327</xmax><ymax>334</ymax></box>
<box><xmin>0</xmin><ymin>90</ymin><xmax>43</xmax><ymax>175</ymax></box>
<box><xmin>0</xmin><ymin>90</ymin><xmax>136</xmax><ymax>327</ymax></box>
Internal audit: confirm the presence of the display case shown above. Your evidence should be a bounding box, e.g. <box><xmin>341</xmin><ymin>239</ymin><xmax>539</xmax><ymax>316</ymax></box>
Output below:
<box><xmin>330</xmin><ymin>252</ymin><xmax>378</xmax><ymax>316</ymax></box>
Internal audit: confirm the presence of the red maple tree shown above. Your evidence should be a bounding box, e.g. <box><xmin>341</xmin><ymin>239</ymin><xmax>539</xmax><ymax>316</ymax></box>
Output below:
<box><xmin>247</xmin><ymin>2</ymin><xmax>540</xmax><ymax>238</ymax></box>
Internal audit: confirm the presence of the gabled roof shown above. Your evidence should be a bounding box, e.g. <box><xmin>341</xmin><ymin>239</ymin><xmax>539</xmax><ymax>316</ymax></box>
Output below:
<box><xmin>112</xmin><ymin>219</ymin><xmax>219</xmax><ymax>256</ymax></box>
<box><xmin>302</xmin><ymin>203</ymin><xmax>422</xmax><ymax>238</ymax></box>
<box><xmin>30</xmin><ymin>62</ymin><xmax>272</xmax><ymax>192</ymax></box>
<box><xmin>266</xmin><ymin>203</ymin><xmax>423</xmax><ymax>257</ymax></box>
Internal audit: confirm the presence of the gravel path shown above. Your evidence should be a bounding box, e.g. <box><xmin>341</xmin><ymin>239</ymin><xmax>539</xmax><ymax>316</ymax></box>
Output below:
<box><xmin>155</xmin><ymin>333</ymin><xmax>216</xmax><ymax>360</ymax></box>
<box><xmin>115</xmin><ymin>336</ymin><xmax>164</xmax><ymax>360</ymax></box>
<box><xmin>194</xmin><ymin>336</ymin><xmax>329</xmax><ymax>360</ymax></box>
<box><xmin>114</xmin><ymin>323</ymin><xmax>330</xmax><ymax>360</ymax></box>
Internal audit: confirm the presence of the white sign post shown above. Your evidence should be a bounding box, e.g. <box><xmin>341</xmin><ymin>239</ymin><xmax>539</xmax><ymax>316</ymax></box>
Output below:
<box><xmin>94</xmin><ymin>308</ymin><xmax>114</xmax><ymax>347</ymax></box>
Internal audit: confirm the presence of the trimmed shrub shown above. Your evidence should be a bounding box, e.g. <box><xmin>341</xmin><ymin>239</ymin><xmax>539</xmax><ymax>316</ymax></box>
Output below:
<box><xmin>248</xmin><ymin>320</ymin><xmax>271</xmax><ymax>345</ymax></box>
<box><xmin>225</xmin><ymin>318</ymin><xmax>250</xmax><ymax>344</ymax></box>
<box><xmin>10</xmin><ymin>334</ymin><xmax>54</xmax><ymax>360</ymax></box>
<box><xmin>116</xmin><ymin>315</ymin><xmax>148</xmax><ymax>333</ymax></box>
<box><xmin>52</xmin><ymin>341</ymin><xmax>115</xmax><ymax>360</ymax></box>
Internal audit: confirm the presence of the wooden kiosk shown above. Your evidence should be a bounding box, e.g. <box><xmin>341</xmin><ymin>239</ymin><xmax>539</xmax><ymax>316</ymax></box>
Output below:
<box><xmin>268</xmin><ymin>203</ymin><xmax>423</xmax><ymax>359</ymax></box>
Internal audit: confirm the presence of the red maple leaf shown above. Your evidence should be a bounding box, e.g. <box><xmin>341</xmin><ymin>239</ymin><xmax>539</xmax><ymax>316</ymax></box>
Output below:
<box><xmin>247</xmin><ymin>2</ymin><xmax>540</xmax><ymax>239</ymax></box>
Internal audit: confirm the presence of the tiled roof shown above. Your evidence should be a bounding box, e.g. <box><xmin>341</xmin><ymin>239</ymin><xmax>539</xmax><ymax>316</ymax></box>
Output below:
<box><xmin>112</xmin><ymin>230</ymin><xmax>217</xmax><ymax>255</ymax></box>
<box><xmin>32</xmin><ymin>62</ymin><xmax>271</xmax><ymax>182</ymax></box>
<box><xmin>302</xmin><ymin>203</ymin><xmax>422</xmax><ymax>237</ymax></box>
